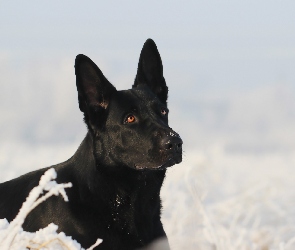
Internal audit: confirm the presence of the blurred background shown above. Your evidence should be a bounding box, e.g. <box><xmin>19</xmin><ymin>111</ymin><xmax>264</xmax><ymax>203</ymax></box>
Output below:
<box><xmin>1</xmin><ymin>1</ymin><xmax>295</xmax><ymax>249</ymax></box>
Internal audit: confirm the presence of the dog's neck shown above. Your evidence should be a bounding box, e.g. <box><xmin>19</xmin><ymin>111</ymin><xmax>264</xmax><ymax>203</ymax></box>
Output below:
<box><xmin>71</xmin><ymin>132</ymin><xmax>166</xmax><ymax>196</ymax></box>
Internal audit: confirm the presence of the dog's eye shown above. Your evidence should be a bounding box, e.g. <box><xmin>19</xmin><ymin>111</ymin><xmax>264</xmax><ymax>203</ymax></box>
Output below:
<box><xmin>125</xmin><ymin>114</ymin><xmax>136</xmax><ymax>124</ymax></box>
<box><xmin>161</xmin><ymin>108</ymin><xmax>168</xmax><ymax>116</ymax></box>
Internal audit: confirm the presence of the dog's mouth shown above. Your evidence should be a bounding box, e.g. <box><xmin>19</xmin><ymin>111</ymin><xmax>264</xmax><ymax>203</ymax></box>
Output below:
<box><xmin>134</xmin><ymin>156</ymin><xmax>182</xmax><ymax>171</ymax></box>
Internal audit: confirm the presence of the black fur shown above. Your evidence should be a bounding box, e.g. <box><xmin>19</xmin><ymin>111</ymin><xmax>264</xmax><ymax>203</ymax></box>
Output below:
<box><xmin>0</xmin><ymin>39</ymin><xmax>182</xmax><ymax>249</ymax></box>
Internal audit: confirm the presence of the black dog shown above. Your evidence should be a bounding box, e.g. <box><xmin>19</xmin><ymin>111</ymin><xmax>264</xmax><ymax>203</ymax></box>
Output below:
<box><xmin>0</xmin><ymin>39</ymin><xmax>182</xmax><ymax>249</ymax></box>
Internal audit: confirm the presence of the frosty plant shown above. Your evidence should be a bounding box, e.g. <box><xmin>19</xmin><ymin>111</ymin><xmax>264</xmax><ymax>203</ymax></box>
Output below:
<box><xmin>0</xmin><ymin>168</ymin><xmax>102</xmax><ymax>250</ymax></box>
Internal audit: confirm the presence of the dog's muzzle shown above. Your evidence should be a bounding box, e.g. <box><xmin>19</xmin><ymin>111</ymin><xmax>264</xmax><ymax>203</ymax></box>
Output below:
<box><xmin>158</xmin><ymin>131</ymin><xmax>183</xmax><ymax>168</ymax></box>
<box><xmin>134</xmin><ymin>130</ymin><xmax>183</xmax><ymax>170</ymax></box>
<box><xmin>160</xmin><ymin>132</ymin><xmax>183</xmax><ymax>156</ymax></box>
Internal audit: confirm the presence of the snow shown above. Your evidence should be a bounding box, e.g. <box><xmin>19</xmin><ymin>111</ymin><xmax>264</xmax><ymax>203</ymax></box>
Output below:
<box><xmin>0</xmin><ymin>168</ymin><xmax>102</xmax><ymax>250</ymax></box>
<box><xmin>162</xmin><ymin>148</ymin><xmax>295</xmax><ymax>250</ymax></box>
<box><xmin>0</xmin><ymin>144</ymin><xmax>294</xmax><ymax>249</ymax></box>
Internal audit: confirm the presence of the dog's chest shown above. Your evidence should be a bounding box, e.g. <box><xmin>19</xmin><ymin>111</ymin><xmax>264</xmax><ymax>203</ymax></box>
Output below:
<box><xmin>107</xmin><ymin>185</ymin><xmax>157</xmax><ymax>238</ymax></box>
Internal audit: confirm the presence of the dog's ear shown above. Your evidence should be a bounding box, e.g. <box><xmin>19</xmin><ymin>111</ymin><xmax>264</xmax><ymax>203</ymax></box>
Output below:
<box><xmin>75</xmin><ymin>54</ymin><xmax>116</xmax><ymax>127</ymax></box>
<box><xmin>133</xmin><ymin>39</ymin><xmax>168</xmax><ymax>104</ymax></box>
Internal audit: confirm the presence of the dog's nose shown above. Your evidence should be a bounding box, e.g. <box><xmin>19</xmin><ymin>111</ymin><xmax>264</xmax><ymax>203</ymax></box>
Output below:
<box><xmin>160</xmin><ymin>136</ymin><xmax>183</xmax><ymax>153</ymax></box>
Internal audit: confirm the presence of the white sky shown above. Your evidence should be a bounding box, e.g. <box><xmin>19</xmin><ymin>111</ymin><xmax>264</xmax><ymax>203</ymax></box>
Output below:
<box><xmin>1</xmin><ymin>1</ymin><xmax>295</xmax><ymax>148</ymax></box>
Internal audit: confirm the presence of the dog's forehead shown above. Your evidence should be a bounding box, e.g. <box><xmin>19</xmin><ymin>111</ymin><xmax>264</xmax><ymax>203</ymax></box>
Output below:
<box><xmin>112</xmin><ymin>86</ymin><xmax>161</xmax><ymax>108</ymax></box>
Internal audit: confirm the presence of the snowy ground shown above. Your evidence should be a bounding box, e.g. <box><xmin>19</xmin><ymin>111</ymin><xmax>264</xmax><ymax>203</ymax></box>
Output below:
<box><xmin>163</xmin><ymin>148</ymin><xmax>295</xmax><ymax>250</ymax></box>
<box><xmin>1</xmin><ymin>135</ymin><xmax>294</xmax><ymax>249</ymax></box>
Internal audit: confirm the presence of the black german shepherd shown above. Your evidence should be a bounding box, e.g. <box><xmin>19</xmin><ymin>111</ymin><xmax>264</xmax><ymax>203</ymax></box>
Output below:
<box><xmin>0</xmin><ymin>39</ymin><xmax>182</xmax><ymax>249</ymax></box>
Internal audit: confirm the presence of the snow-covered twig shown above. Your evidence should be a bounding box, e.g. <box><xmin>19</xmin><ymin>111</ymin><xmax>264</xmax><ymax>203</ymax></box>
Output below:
<box><xmin>0</xmin><ymin>168</ymin><xmax>102</xmax><ymax>250</ymax></box>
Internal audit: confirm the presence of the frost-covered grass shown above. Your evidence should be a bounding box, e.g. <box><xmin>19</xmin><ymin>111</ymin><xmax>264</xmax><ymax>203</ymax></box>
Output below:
<box><xmin>0</xmin><ymin>141</ymin><xmax>294</xmax><ymax>249</ymax></box>
<box><xmin>0</xmin><ymin>168</ymin><xmax>102</xmax><ymax>250</ymax></box>
<box><xmin>162</xmin><ymin>148</ymin><xmax>295</xmax><ymax>250</ymax></box>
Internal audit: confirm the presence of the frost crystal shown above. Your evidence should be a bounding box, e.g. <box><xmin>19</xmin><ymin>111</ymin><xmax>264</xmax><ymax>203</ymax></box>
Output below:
<box><xmin>0</xmin><ymin>168</ymin><xmax>102</xmax><ymax>250</ymax></box>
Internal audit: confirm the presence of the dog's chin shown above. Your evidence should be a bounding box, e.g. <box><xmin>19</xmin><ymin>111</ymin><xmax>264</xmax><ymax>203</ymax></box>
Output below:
<box><xmin>134</xmin><ymin>157</ymin><xmax>182</xmax><ymax>171</ymax></box>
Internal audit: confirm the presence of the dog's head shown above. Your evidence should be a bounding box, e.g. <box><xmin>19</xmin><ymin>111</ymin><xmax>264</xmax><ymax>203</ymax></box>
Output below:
<box><xmin>75</xmin><ymin>39</ymin><xmax>182</xmax><ymax>171</ymax></box>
